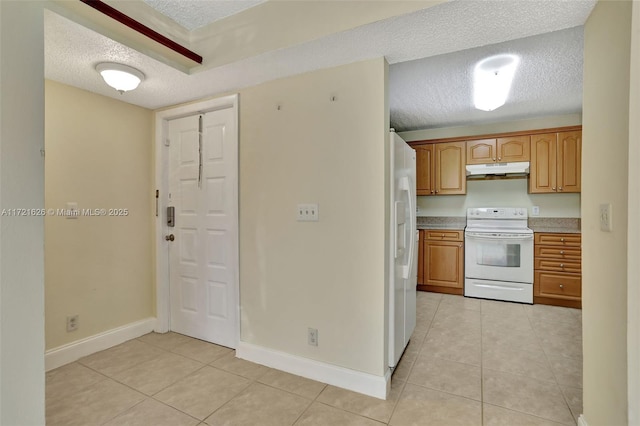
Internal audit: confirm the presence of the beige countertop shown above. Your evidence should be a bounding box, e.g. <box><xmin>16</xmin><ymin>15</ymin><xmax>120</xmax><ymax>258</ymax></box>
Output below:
<box><xmin>529</xmin><ymin>218</ymin><xmax>581</xmax><ymax>234</ymax></box>
<box><xmin>416</xmin><ymin>216</ymin><xmax>581</xmax><ymax>233</ymax></box>
<box><xmin>417</xmin><ymin>216</ymin><xmax>466</xmax><ymax>230</ymax></box>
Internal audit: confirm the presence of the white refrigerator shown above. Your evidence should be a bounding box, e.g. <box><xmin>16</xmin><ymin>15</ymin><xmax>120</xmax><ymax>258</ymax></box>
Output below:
<box><xmin>389</xmin><ymin>131</ymin><xmax>417</xmax><ymax>369</ymax></box>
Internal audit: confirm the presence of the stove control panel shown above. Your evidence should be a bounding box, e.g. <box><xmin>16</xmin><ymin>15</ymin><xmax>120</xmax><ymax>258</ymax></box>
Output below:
<box><xmin>467</xmin><ymin>207</ymin><xmax>528</xmax><ymax>219</ymax></box>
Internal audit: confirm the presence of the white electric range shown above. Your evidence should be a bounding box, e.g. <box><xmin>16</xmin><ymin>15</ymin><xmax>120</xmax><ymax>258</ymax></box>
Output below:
<box><xmin>464</xmin><ymin>207</ymin><xmax>534</xmax><ymax>304</ymax></box>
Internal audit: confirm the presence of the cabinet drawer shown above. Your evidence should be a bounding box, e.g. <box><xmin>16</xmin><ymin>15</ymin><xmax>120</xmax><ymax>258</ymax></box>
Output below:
<box><xmin>534</xmin><ymin>246</ymin><xmax>581</xmax><ymax>260</ymax></box>
<box><xmin>425</xmin><ymin>230</ymin><xmax>463</xmax><ymax>241</ymax></box>
<box><xmin>535</xmin><ymin>258</ymin><xmax>581</xmax><ymax>273</ymax></box>
<box><xmin>534</xmin><ymin>233</ymin><xmax>581</xmax><ymax>247</ymax></box>
<box><xmin>536</xmin><ymin>271</ymin><xmax>581</xmax><ymax>299</ymax></box>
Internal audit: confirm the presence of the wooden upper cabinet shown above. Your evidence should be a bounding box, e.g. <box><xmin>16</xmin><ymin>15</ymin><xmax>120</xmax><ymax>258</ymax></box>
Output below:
<box><xmin>466</xmin><ymin>139</ymin><xmax>496</xmax><ymax>164</ymax></box>
<box><xmin>415</xmin><ymin>142</ymin><xmax>465</xmax><ymax>196</ymax></box>
<box><xmin>530</xmin><ymin>133</ymin><xmax>557</xmax><ymax>193</ymax></box>
<box><xmin>415</xmin><ymin>145</ymin><xmax>434</xmax><ymax>195</ymax></box>
<box><xmin>497</xmin><ymin>136</ymin><xmax>530</xmax><ymax>162</ymax></box>
<box><xmin>434</xmin><ymin>142</ymin><xmax>466</xmax><ymax>195</ymax></box>
<box><xmin>466</xmin><ymin>136</ymin><xmax>529</xmax><ymax>164</ymax></box>
<box><xmin>557</xmin><ymin>131</ymin><xmax>581</xmax><ymax>193</ymax></box>
<box><xmin>530</xmin><ymin>131</ymin><xmax>581</xmax><ymax>194</ymax></box>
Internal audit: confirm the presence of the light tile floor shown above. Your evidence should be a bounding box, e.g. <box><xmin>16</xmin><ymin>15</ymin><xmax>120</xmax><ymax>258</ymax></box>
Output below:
<box><xmin>46</xmin><ymin>292</ymin><xmax>583</xmax><ymax>425</ymax></box>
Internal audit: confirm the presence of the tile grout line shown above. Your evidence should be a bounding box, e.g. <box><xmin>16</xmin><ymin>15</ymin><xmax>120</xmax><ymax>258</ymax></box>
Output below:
<box><xmin>525</xmin><ymin>305</ymin><xmax>581</xmax><ymax>426</ymax></box>
<box><xmin>385</xmin><ymin>294</ymin><xmax>442</xmax><ymax>424</ymax></box>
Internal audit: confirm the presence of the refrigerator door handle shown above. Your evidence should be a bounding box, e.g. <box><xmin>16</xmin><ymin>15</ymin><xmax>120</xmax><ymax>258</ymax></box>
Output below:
<box><xmin>399</xmin><ymin>176</ymin><xmax>414</xmax><ymax>280</ymax></box>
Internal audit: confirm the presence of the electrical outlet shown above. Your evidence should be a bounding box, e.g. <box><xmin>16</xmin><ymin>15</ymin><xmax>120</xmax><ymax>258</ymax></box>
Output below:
<box><xmin>532</xmin><ymin>206</ymin><xmax>540</xmax><ymax>216</ymax></box>
<box><xmin>600</xmin><ymin>203</ymin><xmax>613</xmax><ymax>232</ymax></box>
<box><xmin>297</xmin><ymin>204</ymin><xmax>319</xmax><ymax>222</ymax></box>
<box><xmin>66</xmin><ymin>315</ymin><xmax>79</xmax><ymax>332</ymax></box>
<box><xmin>308</xmin><ymin>327</ymin><xmax>318</xmax><ymax>346</ymax></box>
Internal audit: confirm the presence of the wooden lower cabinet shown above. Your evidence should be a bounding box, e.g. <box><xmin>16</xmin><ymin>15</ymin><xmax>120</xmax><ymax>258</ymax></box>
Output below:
<box><xmin>418</xmin><ymin>229</ymin><xmax>464</xmax><ymax>295</ymax></box>
<box><xmin>534</xmin><ymin>232</ymin><xmax>582</xmax><ymax>308</ymax></box>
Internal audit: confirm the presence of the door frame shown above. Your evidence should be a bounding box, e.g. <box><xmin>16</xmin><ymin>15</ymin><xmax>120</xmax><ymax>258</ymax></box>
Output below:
<box><xmin>154</xmin><ymin>94</ymin><xmax>239</xmax><ymax>344</ymax></box>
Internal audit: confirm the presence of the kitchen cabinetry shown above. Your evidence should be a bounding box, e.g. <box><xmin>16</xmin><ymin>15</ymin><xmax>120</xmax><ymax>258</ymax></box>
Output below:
<box><xmin>534</xmin><ymin>232</ymin><xmax>582</xmax><ymax>308</ymax></box>
<box><xmin>530</xmin><ymin>131</ymin><xmax>581</xmax><ymax>193</ymax></box>
<box><xmin>466</xmin><ymin>136</ymin><xmax>530</xmax><ymax>164</ymax></box>
<box><xmin>415</xmin><ymin>142</ymin><xmax>466</xmax><ymax>195</ymax></box>
<box><xmin>418</xmin><ymin>230</ymin><xmax>464</xmax><ymax>295</ymax></box>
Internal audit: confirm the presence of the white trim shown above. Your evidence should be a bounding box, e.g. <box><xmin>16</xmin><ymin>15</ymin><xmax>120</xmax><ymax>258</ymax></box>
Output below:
<box><xmin>577</xmin><ymin>414</ymin><xmax>588</xmax><ymax>426</ymax></box>
<box><xmin>45</xmin><ymin>317</ymin><xmax>156</xmax><ymax>371</ymax></box>
<box><xmin>154</xmin><ymin>94</ymin><xmax>240</xmax><ymax>346</ymax></box>
<box><xmin>236</xmin><ymin>341</ymin><xmax>391</xmax><ymax>400</ymax></box>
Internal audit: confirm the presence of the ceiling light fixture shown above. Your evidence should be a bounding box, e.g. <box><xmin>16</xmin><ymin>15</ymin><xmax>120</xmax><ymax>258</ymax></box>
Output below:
<box><xmin>96</xmin><ymin>62</ymin><xmax>145</xmax><ymax>94</ymax></box>
<box><xmin>473</xmin><ymin>54</ymin><xmax>519</xmax><ymax>112</ymax></box>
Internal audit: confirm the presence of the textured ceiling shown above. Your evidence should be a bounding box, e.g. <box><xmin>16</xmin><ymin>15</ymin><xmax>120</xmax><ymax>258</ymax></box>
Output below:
<box><xmin>44</xmin><ymin>0</ymin><xmax>596</xmax><ymax>132</ymax></box>
<box><xmin>390</xmin><ymin>27</ymin><xmax>585</xmax><ymax>130</ymax></box>
<box><xmin>142</xmin><ymin>0</ymin><xmax>265</xmax><ymax>30</ymax></box>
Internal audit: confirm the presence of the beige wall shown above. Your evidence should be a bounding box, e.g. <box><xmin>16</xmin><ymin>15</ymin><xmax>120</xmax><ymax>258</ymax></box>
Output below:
<box><xmin>398</xmin><ymin>113</ymin><xmax>582</xmax><ymax>142</ymax></box>
<box><xmin>417</xmin><ymin>179</ymin><xmax>580</xmax><ymax>218</ymax></box>
<box><xmin>582</xmin><ymin>1</ymin><xmax>632</xmax><ymax>424</ymax></box>
<box><xmin>45</xmin><ymin>80</ymin><xmax>154</xmax><ymax>350</ymax></box>
<box><xmin>239</xmin><ymin>58</ymin><xmax>389</xmax><ymax>376</ymax></box>
<box><xmin>0</xmin><ymin>2</ymin><xmax>46</xmax><ymax>423</ymax></box>
<box><xmin>627</xmin><ymin>3</ymin><xmax>640</xmax><ymax>423</ymax></box>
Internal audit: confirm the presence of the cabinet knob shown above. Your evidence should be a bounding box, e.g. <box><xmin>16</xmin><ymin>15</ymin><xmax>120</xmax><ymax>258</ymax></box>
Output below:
<box><xmin>552</xmin><ymin>187</ymin><xmax>556</xmax><ymax>191</ymax></box>
<box><xmin>560</xmin><ymin>263</ymin><xmax>565</xmax><ymax>268</ymax></box>
<box><xmin>492</xmin><ymin>157</ymin><xmax>496</xmax><ymax>161</ymax></box>
<box><xmin>560</xmin><ymin>250</ymin><xmax>564</xmax><ymax>255</ymax></box>
<box><xmin>559</xmin><ymin>284</ymin><xmax>564</xmax><ymax>289</ymax></box>
<box><xmin>441</xmin><ymin>234</ymin><xmax>445</xmax><ymax>238</ymax></box>
<box><xmin>435</xmin><ymin>190</ymin><xmax>439</xmax><ymax>193</ymax></box>
<box><xmin>560</xmin><ymin>238</ymin><xmax>565</xmax><ymax>242</ymax></box>
<box><xmin>498</xmin><ymin>157</ymin><xmax>501</xmax><ymax>161</ymax></box>
<box><xmin>431</xmin><ymin>190</ymin><xmax>434</xmax><ymax>194</ymax></box>
<box><xmin>559</xmin><ymin>187</ymin><xmax>563</xmax><ymax>191</ymax></box>
<box><xmin>459</xmin><ymin>244</ymin><xmax>463</xmax><ymax>248</ymax></box>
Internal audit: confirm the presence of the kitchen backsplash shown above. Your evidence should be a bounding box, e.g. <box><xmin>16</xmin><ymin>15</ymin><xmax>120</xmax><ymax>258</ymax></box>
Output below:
<box><xmin>416</xmin><ymin>178</ymin><xmax>581</xmax><ymax>218</ymax></box>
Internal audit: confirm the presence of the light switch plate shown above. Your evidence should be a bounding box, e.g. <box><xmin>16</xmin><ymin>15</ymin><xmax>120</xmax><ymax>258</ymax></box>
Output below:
<box><xmin>600</xmin><ymin>203</ymin><xmax>612</xmax><ymax>232</ymax></box>
<box><xmin>297</xmin><ymin>204</ymin><xmax>319</xmax><ymax>222</ymax></box>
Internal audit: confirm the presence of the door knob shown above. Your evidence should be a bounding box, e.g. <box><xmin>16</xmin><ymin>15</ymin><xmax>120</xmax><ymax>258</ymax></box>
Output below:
<box><xmin>165</xmin><ymin>234</ymin><xmax>175</xmax><ymax>241</ymax></box>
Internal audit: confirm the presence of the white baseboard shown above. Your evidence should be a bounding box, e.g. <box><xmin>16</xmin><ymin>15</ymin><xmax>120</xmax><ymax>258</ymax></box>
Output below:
<box><xmin>236</xmin><ymin>341</ymin><xmax>391</xmax><ymax>400</ymax></box>
<box><xmin>578</xmin><ymin>414</ymin><xmax>588</xmax><ymax>426</ymax></box>
<box><xmin>45</xmin><ymin>317</ymin><xmax>156</xmax><ymax>371</ymax></box>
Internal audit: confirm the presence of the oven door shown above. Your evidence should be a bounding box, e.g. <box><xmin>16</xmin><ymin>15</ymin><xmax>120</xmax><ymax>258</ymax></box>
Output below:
<box><xmin>464</xmin><ymin>232</ymin><xmax>533</xmax><ymax>284</ymax></box>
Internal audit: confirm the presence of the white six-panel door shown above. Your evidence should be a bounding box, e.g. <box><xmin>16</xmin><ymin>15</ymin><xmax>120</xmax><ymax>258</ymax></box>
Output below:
<box><xmin>167</xmin><ymin>108</ymin><xmax>238</xmax><ymax>348</ymax></box>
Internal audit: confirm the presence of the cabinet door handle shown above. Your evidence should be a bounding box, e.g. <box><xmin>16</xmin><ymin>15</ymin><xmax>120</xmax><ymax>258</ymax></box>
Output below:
<box><xmin>552</xmin><ymin>187</ymin><xmax>556</xmax><ymax>191</ymax></box>
<box><xmin>498</xmin><ymin>157</ymin><xmax>501</xmax><ymax>161</ymax></box>
<box><xmin>492</xmin><ymin>157</ymin><xmax>496</xmax><ymax>161</ymax></box>
<box><xmin>459</xmin><ymin>244</ymin><xmax>463</xmax><ymax>248</ymax></box>
<box><xmin>560</xmin><ymin>250</ymin><xmax>564</xmax><ymax>255</ymax></box>
<box><xmin>560</xmin><ymin>263</ymin><xmax>565</xmax><ymax>268</ymax></box>
<box><xmin>559</xmin><ymin>284</ymin><xmax>564</xmax><ymax>289</ymax></box>
<box><xmin>559</xmin><ymin>187</ymin><xmax>563</xmax><ymax>191</ymax></box>
<box><xmin>560</xmin><ymin>238</ymin><xmax>565</xmax><ymax>242</ymax></box>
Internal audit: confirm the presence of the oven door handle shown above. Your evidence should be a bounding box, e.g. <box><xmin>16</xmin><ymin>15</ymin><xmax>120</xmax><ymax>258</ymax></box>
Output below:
<box><xmin>474</xmin><ymin>283</ymin><xmax>526</xmax><ymax>291</ymax></box>
<box><xmin>465</xmin><ymin>232</ymin><xmax>533</xmax><ymax>241</ymax></box>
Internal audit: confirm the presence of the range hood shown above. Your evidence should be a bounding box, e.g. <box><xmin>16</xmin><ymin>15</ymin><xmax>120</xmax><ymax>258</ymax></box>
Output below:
<box><xmin>466</xmin><ymin>161</ymin><xmax>530</xmax><ymax>177</ymax></box>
